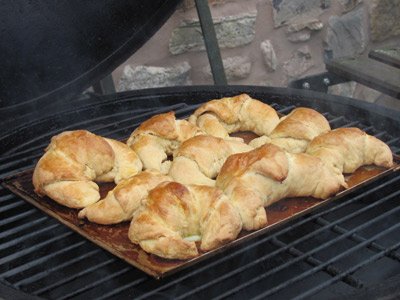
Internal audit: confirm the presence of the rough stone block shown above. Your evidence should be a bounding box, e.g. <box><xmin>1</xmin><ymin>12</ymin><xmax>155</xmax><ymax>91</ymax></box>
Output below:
<box><xmin>260</xmin><ymin>40</ymin><xmax>278</xmax><ymax>71</ymax></box>
<box><xmin>287</xmin><ymin>30</ymin><xmax>311</xmax><ymax>43</ymax></box>
<box><xmin>286</xmin><ymin>19</ymin><xmax>323</xmax><ymax>33</ymax></box>
<box><xmin>325</xmin><ymin>7</ymin><xmax>366</xmax><ymax>58</ymax></box>
<box><xmin>272</xmin><ymin>0</ymin><xmax>330</xmax><ymax>28</ymax></box>
<box><xmin>370</xmin><ymin>0</ymin><xmax>400</xmax><ymax>42</ymax></box>
<box><xmin>203</xmin><ymin>56</ymin><xmax>252</xmax><ymax>80</ymax></box>
<box><xmin>169</xmin><ymin>13</ymin><xmax>257</xmax><ymax>55</ymax></box>
<box><xmin>118</xmin><ymin>62</ymin><xmax>192</xmax><ymax>91</ymax></box>
<box><xmin>283</xmin><ymin>46</ymin><xmax>314</xmax><ymax>80</ymax></box>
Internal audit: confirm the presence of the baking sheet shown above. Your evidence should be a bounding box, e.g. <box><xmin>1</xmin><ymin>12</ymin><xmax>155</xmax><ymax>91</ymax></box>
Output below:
<box><xmin>2</xmin><ymin>154</ymin><xmax>399</xmax><ymax>279</ymax></box>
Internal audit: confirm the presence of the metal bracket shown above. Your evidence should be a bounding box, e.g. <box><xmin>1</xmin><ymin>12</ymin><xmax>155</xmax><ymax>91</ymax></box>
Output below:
<box><xmin>92</xmin><ymin>74</ymin><xmax>116</xmax><ymax>95</ymax></box>
<box><xmin>288</xmin><ymin>72</ymin><xmax>348</xmax><ymax>93</ymax></box>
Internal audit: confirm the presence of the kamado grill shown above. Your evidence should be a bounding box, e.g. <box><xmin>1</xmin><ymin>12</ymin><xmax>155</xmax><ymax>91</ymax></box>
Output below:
<box><xmin>1</xmin><ymin>1</ymin><xmax>400</xmax><ymax>300</ymax></box>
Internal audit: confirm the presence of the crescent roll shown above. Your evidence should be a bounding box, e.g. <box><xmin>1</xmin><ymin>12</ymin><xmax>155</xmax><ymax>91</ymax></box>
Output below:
<box><xmin>32</xmin><ymin>130</ymin><xmax>142</xmax><ymax>208</ymax></box>
<box><xmin>168</xmin><ymin>135</ymin><xmax>253</xmax><ymax>186</ymax></box>
<box><xmin>250</xmin><ymin>107</ymin><xmax>331</xmax><ymax>153</ymax></box>
<box><xmin>127</xmin><ymin>112</ymin><xmax>203</xmax><ymax>173</ymax></box>
<box><xmin>189</xmin><ymin>94</ymin><xmax>280</xmax><ymax>139</ymax></box>
<box><xmin>306</xmin><ymin>127</ymin><xmax>393</xmax><ymax>174</ymax></box>
<box><xmin>78</xmin><ymin>171</ymin><xmax>171</xmax><ymax>224</ymax></box>
<box><xmin>216</xmin><ymin>144</ymin><xmax>347</xmax><ymax>230</ymax></box>
<box><xmin>128</xmin><ymin>181</ymin><xmax>242</xmax><ymax>260</ymax></box>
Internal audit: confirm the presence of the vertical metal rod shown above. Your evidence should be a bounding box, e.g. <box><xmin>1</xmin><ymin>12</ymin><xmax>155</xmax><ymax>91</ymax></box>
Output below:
<box><xmin>194</xmin><ymin>0</ymin><xmax>227</xmax><ymax>85</ymax></box>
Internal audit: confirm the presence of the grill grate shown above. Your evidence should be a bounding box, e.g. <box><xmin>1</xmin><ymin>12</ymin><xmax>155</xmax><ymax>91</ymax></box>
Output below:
<box><xmin>1</xmin><ymin>88</ymin><xmax>399</xmax><ymax>299</ymax></box>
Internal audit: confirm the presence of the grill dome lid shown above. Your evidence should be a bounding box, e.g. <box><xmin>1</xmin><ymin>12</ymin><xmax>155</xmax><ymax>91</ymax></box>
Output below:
<box><xmin>0</xmin><ymin>0</ymin><xmax>181</xmax><ymax>108</ymax></box>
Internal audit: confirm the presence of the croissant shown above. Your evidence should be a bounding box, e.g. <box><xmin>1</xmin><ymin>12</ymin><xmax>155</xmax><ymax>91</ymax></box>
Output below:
<box><xmin>32</xmin><ymin>130</ymin><xmax>142</xmax><ymax>208</ymax></box>
<box><xmin>188</xmin><ymin>94</ymin><xmax>280</xmax><ymax>139</ymax></box>
<box><xmin>78</xmin><ymin>171</ymin><xmax>171</xmax><ymax>224</ymax></box>
<box><xmin>168</xmin><ymin>135</ymin><xmax>253</xmax><ymax>186</ymax></box>
<box><xmin>249</xmin><ymin>107</ymin><xmax>331</xmax><ymax>153</ymax></box>
<box><xmin>128</xmin><ymin>181</ymin><xmax>242</xmax><ymax>260</ymax></box>
<box><xmin>127</xmin><ymin>112</ymin><xmax>203</xmax><ymax>173</ymax></box>
<box><xmin>306</xmin><ymin>127</ymin><xmax>393</xmax><ymax>174</ymax></box>
<box><xmin>216</xmin><ymin>144</ymin><xmax>347</xmax><ymax>230</ymax></box>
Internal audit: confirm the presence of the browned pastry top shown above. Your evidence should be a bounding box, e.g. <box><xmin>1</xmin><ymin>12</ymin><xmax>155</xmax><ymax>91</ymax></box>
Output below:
<box><xmin>189</xmin><ymin>93</ymin><xmax>280</xmax><ymax>137</ymax></box>
<box><xmin>131</xmin><ymin>111</ymin><xmax>200</xmax><ymax>141</ymax></box>
<box><xmin>270</xmin><ymin>107</ymin><xmax>331</xmax><ymax>140</ymax></box>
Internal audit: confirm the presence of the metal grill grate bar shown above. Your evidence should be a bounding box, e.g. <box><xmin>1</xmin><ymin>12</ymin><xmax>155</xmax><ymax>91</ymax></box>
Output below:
<box><xmin>360</xmin><ymin>125</ymin><xmax>374</xmax><ymax>132</ymax></box>
<box><xmin>219</xmin><ymin>193</ymin><xmax>400</xmax><ymax>299</ymax></box>
<box><xmin>181</xmin><ymin>188</ymin><xmax>400</xmax><ymax>299</ymax></box>
<box><xmin>2</xmin><ymin>240</ymin><xmax>87</xmax><ymax>279</ymax></box>
<box><xmin>293</xmin><ymin>240</ymin><xmax>400</xmax><ymax>300</ymax></box>
<box><xmin>15</xmin><ymin>248</ymin><xmax>101</xmax><ymax>288</ymax></box>
<box><xmin>0</xmin><ymin>209</ymin><xmax>38</xmax><ymax>226</ymax></box>
<box><xmin>276</xmin><ymin>105</ymin><xmax>296</xmax><ymax>114</ymax></box>
<box><xmin>33</xmin><ymin>256</ymin><xmax>115</xmax><ymax>295</ymax></box>
<box><xmin>373</xmin><ymin>131</ymin><xmax>387</xmax><ymax>139</ymax></box>
<box><xmin>136</xmin><ymin>175</ymin><xmax>400</xmax><ymax>299</ymax></box>
<box><xmin>0</xmin><ymin>200</ymin><xmax>26</xmax><ymax>213</ymax></box>
<box><xmin>0</xmin><ymin>193</ymin><xmax>16</xmax><ymax>203</ymax></box>
<box><xmin>95</xmin><ymin>277</ymin><xmax>148</xmax><ymax>300</ymax></box>
<box><xmin>0</xmin><ymin>216</ymin><xmax>48</xmax><ymax>239</ymax></box>
<box><xmin>0</xmin><ymin>223</ymin><xmax>60</xmax><ymax>251</ymax></box>
<box><xmin>344</xmin><ymin>121</ymin><xmax>361</xmax><ymax>127</ymax></box>
<box><xmin>0</xmin><ymin>231</ymin><xmax>73</xmax><ymax>266</ymax></box>
<box><xmin>386</xmin><ymin>137</ymin><xmax>400</xmax><ymax>145</ymax></box>
<box><xmin>254</xmin><ymin>222</ymin><xmax>400</xmax><ymax>300</ymax></box>
<box><xmin>315</xmin><ymin>217</ymin><xmax>400</xmax><ymax>262</ymax></box>
<box><xmin>270</xmin><ymin>237</ymin><xmax>363</xmax><ymax>288</ymax></box>
<box><xmin>327</xmin><ymin>116</ymin><xmax>345</xmax><ymax>124</ymax></box>
<box><xmin>57</xmin><ymin>266</ymin><xmax>132</xmax><ymax>300</ymax></box>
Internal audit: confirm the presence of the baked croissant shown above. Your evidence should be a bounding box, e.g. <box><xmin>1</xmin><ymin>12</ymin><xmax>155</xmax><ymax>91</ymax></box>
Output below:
<box><xmin>306</xmin><ymin>127</ymin><xmax>393</xmax><ymax>174</ymax></box>
<box><xmin>128</xmin><ymin>181</ymin><xmax>242</xmax><ymax>260</ymax></box>
<box><xmin>168</xmin><ymin>135</ymin><xmax>253</xmax><ymax>186</ymax></box>
<box><xmin>249</xmin><ymin>107</ymin><xmax>331</xmax><ymax>153</ymax></box>
<box><xmin>33</xmin><ymin>130</ymin><xmax>143</xmax><ymax>208</ymax></box>
<box><xmin>216</xmin><ymin>144</ymin><xmax>347</xmax><ymax>230</ymax></box>
<box><xmin>127</xmin><ymin>112</ymin><xmax>203</xmax><ymax>173</ymax></box>
<box><xmin>78</xmin><ymin>171</ymin><xmax>171</xmax><ymax>224</ymax></box>
<box><xmin>188</xmin><ymin>94</ymin><xmax>280</xmax><ymax>139</ymax></box>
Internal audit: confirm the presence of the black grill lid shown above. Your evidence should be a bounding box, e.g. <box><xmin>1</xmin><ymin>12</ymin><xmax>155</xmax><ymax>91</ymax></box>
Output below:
<box><xmin>0</xmin><ymin>0</ymin><xmax>181</xmax><ymax>109</ymax></box>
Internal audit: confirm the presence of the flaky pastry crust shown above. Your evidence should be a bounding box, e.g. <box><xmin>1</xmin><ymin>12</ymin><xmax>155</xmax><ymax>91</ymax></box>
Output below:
<box><xmin>128</xmin><ymin>181</ymin><xmax>242</xmax><ymax>260</ymax></box>
<box><xmin>127</xmin><ymin>112</ymin><xmax>203</xmax><ymax>173</ymax></box>
<box><xmin>216</xmin><ymin>144</ymin><xmax>347</xmax><ymax>230</ymax></box>
<box><xmin>250</xmin><ymin>107</ymin><xmax>331</xmax><ymax>153</ymax></box>
<box><xmin>32</xmin><ymin>130</ymin><xmax>142</xmax><ymax>208</ymax></box>
<box><xmin>189</xmin><ymin>94</ymin><xmax>280</xmax><ymax>139</ymax></box>
<box><xmin>168</xmin><ymin>135</ymin><xmax>253</xmax><ymax>186</ymax></box>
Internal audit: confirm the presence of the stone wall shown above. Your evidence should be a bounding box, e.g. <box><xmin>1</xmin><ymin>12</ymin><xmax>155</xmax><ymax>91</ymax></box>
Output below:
<box><xmin>113</xmin><ymin>0</ymin><xmax>400</xmax><ymax>110</ymax></box>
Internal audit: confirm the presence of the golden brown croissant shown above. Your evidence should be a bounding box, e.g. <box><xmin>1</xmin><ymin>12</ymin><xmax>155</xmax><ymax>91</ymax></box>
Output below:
<box><xmin>127</xmin><ymin>112</ymin><xmax>203</xmax><ymax>173</ymax></box>
<box><xmin>128</xmin><ymin>181</ymin><xmax>242</xmax><ymax>260</ymax></box>
<box><xmin>168</xmin><ymin>135</ymin><xmax>253</xmax><ymax>186</ymax></box>
<box><xmin>32</xmin><ymin>130</ymin><xmax>142</xmax><ymax>208</ymax></box>
<box><xmin>78</xmin><ymin>171</ymin><xmax>171</xmax><ymax>224</ymax></box>
<box><xmin>306</xmin><ymin>127</ymin><xmax>393</xmax><ymax>174</ymax></box>
<box><xmin>188</xmin><ymin>94</ymin><xmax>280</xmax><ymax>139</ymax></box>
<box><xmin>249</xmin><ymin>107</ymin><xmax>331</xmax><ymax>153</ymax></box>
<box><xmin>216</xmin><ymin>144</ymin><xmax>347</xmax><ymax>230</ymax></box>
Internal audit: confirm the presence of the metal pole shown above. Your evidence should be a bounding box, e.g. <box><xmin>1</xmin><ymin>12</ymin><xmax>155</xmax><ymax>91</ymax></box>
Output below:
<box><xmin>195</xmin><ymin>0</ymin><xmax>227</xmax><ymax>85</ymax></box>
